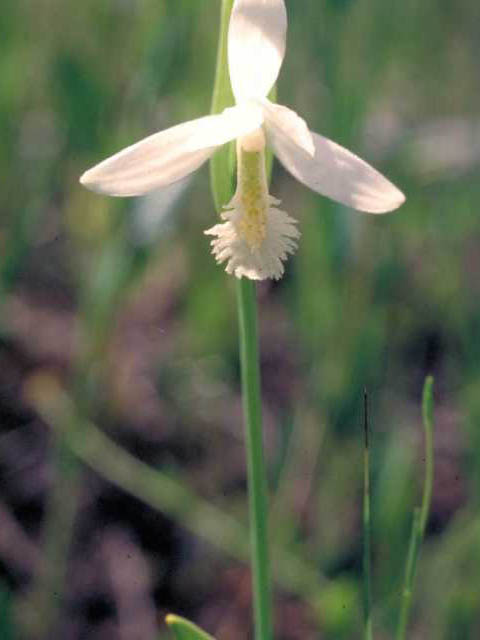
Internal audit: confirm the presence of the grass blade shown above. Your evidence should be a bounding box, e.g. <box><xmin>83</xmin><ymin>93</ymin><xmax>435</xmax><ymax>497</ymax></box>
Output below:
<box><xmin>396</xmin><ymin>376</ymin><xmax>435</xmax><ymax>640</ymax></box>
<box><xmin>166</xmin><ymin>614</ymin><xmax>215</xmax><ymax>640</ymax></box>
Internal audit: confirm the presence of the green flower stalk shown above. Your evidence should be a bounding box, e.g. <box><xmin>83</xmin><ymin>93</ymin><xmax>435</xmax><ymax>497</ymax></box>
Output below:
<box><xmin>363</xmin><ymin>390</ymin><xmax>373</xmax><ymax>640</ymax></box>
<box><xmin>235</xmin><ymin>277</ymin><xmax>273</xmax><ymax>640</ymax></box>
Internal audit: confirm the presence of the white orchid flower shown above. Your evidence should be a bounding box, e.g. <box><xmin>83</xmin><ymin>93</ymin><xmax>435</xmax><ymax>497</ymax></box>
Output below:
<box><xmin>80</xmin><ymin>0</ymin><xmax>405</xmax><ymax>281</ymax></box>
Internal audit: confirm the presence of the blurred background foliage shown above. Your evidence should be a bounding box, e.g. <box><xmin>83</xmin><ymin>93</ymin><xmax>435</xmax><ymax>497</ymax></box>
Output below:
<box><xmin>0</xmin><ymin>0</ymin><xmax>479</xmax><ymax>638</ymax></box>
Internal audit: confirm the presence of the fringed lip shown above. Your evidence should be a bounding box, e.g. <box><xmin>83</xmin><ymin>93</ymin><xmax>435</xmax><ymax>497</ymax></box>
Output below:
<box><xmin>205</xmin><ymin>197</ymin><xmax>300</xmax><ymax>281</ymax></box>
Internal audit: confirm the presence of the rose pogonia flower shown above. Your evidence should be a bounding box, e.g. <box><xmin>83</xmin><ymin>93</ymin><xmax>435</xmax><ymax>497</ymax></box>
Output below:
<box><xmin>81</xmin><ymin>0</ymin><xmax>405</xmax><ymax>280</ymax></box>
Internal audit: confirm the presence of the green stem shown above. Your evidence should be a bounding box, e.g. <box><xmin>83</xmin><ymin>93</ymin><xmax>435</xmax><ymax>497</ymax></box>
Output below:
<box><xmin>363</xmin><ymin>391</ymin><xmax>373</xmax><ymax>640</ymax></box>
<box><xmin>237</xmin><ymin>278</ymin><xmax>273</xmax><ymax>640</ymax></box>
<box><xmin>419</xmin><ymin>376</ymin><xmax>435</xmax><ymax>538</ymax></box>
<box><xmin>396</xmin><ymin>509</ymin><xmax>421</xmax><ymax>640</ymax></box>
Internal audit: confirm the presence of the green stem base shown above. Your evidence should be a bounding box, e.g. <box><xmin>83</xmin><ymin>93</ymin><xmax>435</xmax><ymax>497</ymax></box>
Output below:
<box><xmin>236</xmin><ymin>278</ymin><xmax>273</xmax><ymax>640</ymax></box>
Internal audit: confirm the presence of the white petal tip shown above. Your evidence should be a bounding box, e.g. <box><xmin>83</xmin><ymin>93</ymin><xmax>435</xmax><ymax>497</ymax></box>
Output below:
<box><xmin>79</xmin><ymin>169</ymin><xmax>93</xmax><ymax>188</ymax></box>
<box><xmin>79</xmin><ymin>169</ymin><xmax>102</xmax><ymax>193</ymax></box>
<box><xmin>78</xmin><ymin>168</ymin><xmax>114</xmax><ymax>195</ymax></box>
<box><xmin>396</xmin><ymin>189</ymin><xmax>407</xmax><ymax>207</ymax></box>
<box><xmin>390</xmin><ymin>189</ymin><xmax>406</xmax><ymax>210</ymax></box>
<box><xmin>363</xmin><ymin>186</ymin><xmax>406</xmax><ymax>214</ymax></box>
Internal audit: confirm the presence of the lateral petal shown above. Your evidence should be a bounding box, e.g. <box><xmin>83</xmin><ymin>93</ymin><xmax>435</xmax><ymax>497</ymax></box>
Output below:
<box><xmin>270</xmin><ymin>129</ymin><xmax>406</xmax><ymax>213</ymax></box>
<box><xmin>262</xmin><ymin>100</ymin><xmax>315</xmax><ymax>157</ymax></box>
<box><xmin>80</xmin><ymin>106</ymin><xmax>263</xmax><ymax>197</ymax></box>
<box><xmin>228</xmin><ymin>0</ymin><xmax>287</xmax><ymax>102</ymax></box>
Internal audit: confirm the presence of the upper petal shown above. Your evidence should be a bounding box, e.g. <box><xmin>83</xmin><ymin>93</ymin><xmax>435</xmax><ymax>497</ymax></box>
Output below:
<box><xmin>80</xmin><ymin>106</ymin><xmax>263</xmax><ymax>197</ymax></box>
<box><xmin>228</xmin><ymin>0</ymin><xmax>287</xmax><ymax>102</ymax></box>
<box><xmin>269</xmin><ymin>127</ymin><xmax>406</xmax><ymax>213</ymax></box>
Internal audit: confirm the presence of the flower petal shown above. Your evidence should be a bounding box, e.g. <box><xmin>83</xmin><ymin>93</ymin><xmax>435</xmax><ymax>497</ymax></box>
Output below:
<box><xmin>270</xmin><ymin>128</ymin><xmax>406</xmax><ymax>213</ymax></box>
<box><xmin>80</xmin><ymin>106</ymin><xmax>263</xmax><ymax>197</ymax></box>
<box><xmin>262</xmin><ymin>100</ymin><xmax>315</xmax><ymax>157</ymax></box>
<box><xmin>228</xmin><ymin>0</ymin><xmax>287</xmax><ymax>102</ymax></box>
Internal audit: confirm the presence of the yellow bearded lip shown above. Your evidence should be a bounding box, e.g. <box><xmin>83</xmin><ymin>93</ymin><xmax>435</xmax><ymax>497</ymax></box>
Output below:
<box><xmin>237</xmin><ymin>139</ymin><xmax>269</xmax><ymax>250</ymax></box>
<box><xmin>204</xmin><ymin>133</ymin><xmax>300</xmax><ymax>281</ymax></box>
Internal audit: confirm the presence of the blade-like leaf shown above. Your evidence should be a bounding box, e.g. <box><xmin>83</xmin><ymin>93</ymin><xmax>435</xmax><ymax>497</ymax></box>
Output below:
<box><xmin>166</xmin><ymin>614</ymin><xmax>216</xmax><ymax>640</ymax></box>
<box><xmin>396</xmin><ymin>376</ymin><xmax>435</xmax><ymax>640</ymax></box>
<box><xmin>210</xmin><ymin>0</ymin><xmax>236</xmax><ymax>212</ymax></box>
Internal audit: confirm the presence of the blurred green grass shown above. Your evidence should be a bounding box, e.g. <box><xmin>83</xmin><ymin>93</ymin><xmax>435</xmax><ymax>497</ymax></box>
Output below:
<box><xmin>0</xmin><ymin>0</ymin><xmax>479</xmax><ymax>638</ymax></box>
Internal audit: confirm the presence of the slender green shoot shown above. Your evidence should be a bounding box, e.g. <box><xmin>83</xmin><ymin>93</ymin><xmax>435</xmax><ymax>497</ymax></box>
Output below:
<box><xmin>396</xmin><ymin>376</ymin><xmax>435</xmax><ymax>640</ymax></box>
<box><xmin>363</xmin><ymin>389</ymin><xmax>373</xmax><ymax>640</ymax></box>
<box><xmin>237</xmin><ymin>278</ymin><xmax>273</xmax><ymax>640</ymax></box>
<box><xmin>396</xmin><ymin>508</ymin><xmax>422</xmax><ymax>640</ymax></box>
<box><xmin>419</xmin><ymin>376</ymin><xmax>435</xmax><ymax>538</ymax></box>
